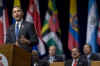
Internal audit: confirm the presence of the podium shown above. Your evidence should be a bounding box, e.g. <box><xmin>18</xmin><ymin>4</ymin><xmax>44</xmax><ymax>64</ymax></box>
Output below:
<box><xmin>0</xmin><ymin>44</ymin><xmax>32</xmax><ymax>66</ymax></box>
<box><xmin>91</xmin><ymin>61</ymin><xmax>100</xmax><ymax>66</ymax></box>
<box><xmin>50</xmin><ymin>62</ymin><xmax>64</xmax><ymax>66</ymax></box>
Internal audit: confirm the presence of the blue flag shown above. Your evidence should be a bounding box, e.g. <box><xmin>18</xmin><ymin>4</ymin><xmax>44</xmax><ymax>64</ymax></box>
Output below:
<box><xmin>86</xmin><ymin>0</ymin><xmax>98</xmax><ymax>53</ymax></box>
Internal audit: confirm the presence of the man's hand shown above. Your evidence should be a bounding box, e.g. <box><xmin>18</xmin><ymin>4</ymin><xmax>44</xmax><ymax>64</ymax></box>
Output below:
<box><xmin>15</xmin><ymin>40</ymin><xmax>19</xmax><ymax>47</ymax></box>
<box><xmin>20</xmin><ymin>35</ymin><xmax>30</xmax><ymax>44</ymax></box>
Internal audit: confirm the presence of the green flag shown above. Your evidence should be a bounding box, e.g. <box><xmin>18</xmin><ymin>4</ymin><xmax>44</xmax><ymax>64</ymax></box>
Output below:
<box><xmin>42</xmin><ymin>0</ymin><xmax>63</xmax><ymax>55</ymax></box>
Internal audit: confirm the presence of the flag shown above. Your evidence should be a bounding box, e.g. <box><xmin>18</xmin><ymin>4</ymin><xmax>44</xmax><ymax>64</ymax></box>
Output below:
<box><xmin>26</xmin><ymin>0</ymin><xmax>42</xmax><ymax>38</ymax></box>
<box><xmin>42</xmin><ymin>12</ymin><xmax>50</xmax><ymax>36</ymax></box>
<box><xmin>12</xmin><ymin>0</ymin><xmax>21</xmax><ymax>24</ymax></box>
<box><xmin>42</xmin><ymin>0</ymin><xmax>63</xmax><ymax>55</ymax></box>
<box><xmin>0</xmin><ymin>0</ymin><xmax>9</xmax><ymax>44</ymax></box>
<box><xmin>48</xmin><ymin>0</ymin><xmax>60</xmax><ymax>32</ymax></box>
<box><xmin>86</xmin><ymin>0</ymin><xmax>98</xmax><ymax>53</ymax></box>
<box><xmin>13</xmin><ymin>0</ymin><xmax>21</xmax><ymax>7</ymax></box>
<box><xmin>68</xmin><ymin>0</ymin><xmax>79</xmax><ymax>51</ymax></box>
<box><xmin>97</xmin><ymin>20</ymin><xmax>100</xmax><ymax>46</ymax></box>
<box><xmin>26</xmin><ymin>0</ymin><xmax>46</xmax><ymax>56</ymax></box>
<box><xmin>43</xmin><ymin>31</ymin><xmax>63</xmax><ymax>55</ymax></box>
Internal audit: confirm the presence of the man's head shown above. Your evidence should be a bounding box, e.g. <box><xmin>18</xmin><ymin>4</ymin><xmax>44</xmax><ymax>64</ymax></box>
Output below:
<box><xmin>83</xmin><ymin>44</ymin><xmax>92</xmax><ymax>55</ymax></box>
<box><xmin>71</xmin><ymin>48</ymin><xmax>80</xmax><ymax>59</ymax></box>
<box><xmin>12</xmin><ymin>6</ymin><xmax>24</xmax><ymax>21</ymax></box>
<box><xmin>49</xmin><ymin>45</ymin><xmax>56</xmax><ymax>56</ymax></box>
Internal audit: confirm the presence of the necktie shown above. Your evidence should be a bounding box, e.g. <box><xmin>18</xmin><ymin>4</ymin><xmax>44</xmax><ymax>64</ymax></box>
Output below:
<box><xmin>73</xmin><ymin>60</ymin><xmax>77</xmax><ymax>66</ymax></box>
<box><xmin>15</xmin><ymin>23</ymin><xmax>19</xmax><ymax>40</ymax></box>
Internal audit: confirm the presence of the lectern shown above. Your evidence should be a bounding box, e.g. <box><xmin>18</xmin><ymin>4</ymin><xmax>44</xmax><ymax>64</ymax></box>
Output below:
<box><xmin>0</xmin><ymin>44</ymin><xmax>32</xmax><ymax>66</ymax></box>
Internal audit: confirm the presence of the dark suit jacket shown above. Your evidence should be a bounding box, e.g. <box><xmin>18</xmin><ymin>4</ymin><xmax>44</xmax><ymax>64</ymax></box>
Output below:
<box><xmin>65</xmin><ymin>57</ymin><xmax>88</xmax><ymax>66</ymax></box>
<box><xmin>6</xmin><ymin>21</ymin><xmax>38</xmax><ymax>52</ymax></box>
<box><xmin>81</xmin><ymin>53</ymin><xmax>100</xmax><ymax>61</ymax></box>
<box><xmin>43</xmin><ymin>55</ymin><xmax>64</xmax><ymax>62</ymax></box>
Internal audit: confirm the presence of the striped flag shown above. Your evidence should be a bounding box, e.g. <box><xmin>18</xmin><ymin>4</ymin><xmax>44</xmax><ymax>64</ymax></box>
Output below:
<box><xmin>97</xmin><ymin>20</ymin><xmax>100</xmax><ymax>46</ymax></box>
<box><xmin>26</xmin><ymin>0</ymin><xmax>41</xmax><ymax>38</ymax></box>
<box><xmin>25</xmin><ymin>0</ymin><xmax>46</xmax><ymax>56</ymax></box>
<box><xmin>48</xmin><ymin>0</ymin><xmax>60</xmax><ymax>32</ymax></box>
<box><xmin>0</xmin><ymin>0</ymin><xmax>9</xmax><ymax>44</ymax></box>
<box><xmin>68</xmin><ymin>0</ymin><xmax>79</xmax><ymax>51</ymax></box>
<box><xmin>86</xmin><ymin>0</ymin><xmax>98</xmax><ymax>53</ymax></box>
<box><xmin>42</xmin><ymin>0</ymin><xmax>63</xmax><ymax>55</ymax></box>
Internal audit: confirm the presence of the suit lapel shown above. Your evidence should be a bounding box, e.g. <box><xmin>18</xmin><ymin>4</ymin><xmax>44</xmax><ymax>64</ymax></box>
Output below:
<box><xmin>18</xmin><ymin>21</ymin><xmax>25</xmax><ymax>35</ymax></box>
<box><xmin>77</xmin><ymin>58</ymin><xmax>83</xmax><ymax>66</ymax></box>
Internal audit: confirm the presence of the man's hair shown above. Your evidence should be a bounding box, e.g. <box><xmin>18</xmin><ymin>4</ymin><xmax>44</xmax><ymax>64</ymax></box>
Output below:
<box><xmin>12</xmin><ymin>6</ymin><xmax>23</xmax><ymax>12</ymax></box>
<box><xmin>49</xmin><ymin>45</ymin><xmax>56</xmax><ymax>49</ymax></box>
<box><xmin>49</xmin><ymin>45</ymin><xmax>56</xmax><ymax>51</ymax></box>
<box><xmin>72</xmin><ymin>47</ymin><xmax>80</xmax><ymax>53</ymax></box>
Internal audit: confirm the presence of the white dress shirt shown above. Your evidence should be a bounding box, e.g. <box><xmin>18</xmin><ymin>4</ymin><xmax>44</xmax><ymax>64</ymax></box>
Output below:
<box><xmin>86</xmin><ymin>54</ymin><xmax>91</xmax><ymax>66</ymax></box>
<box><xmin>49</xmin><ymin>56</ymin><xmax>55</xmax><ymax>63</ymax></box>
<box><xmin>15</xmin><ymin>19</ymin><xmax>23</xmax><ymax>31</ymax></box>
<box><xmin>72</xmin><ymin>59</ymin><xmax>78</xmax><ymax>66</ymax></box>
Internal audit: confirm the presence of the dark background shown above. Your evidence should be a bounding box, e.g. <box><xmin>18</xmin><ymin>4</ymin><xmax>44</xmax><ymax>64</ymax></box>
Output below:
<box><xmin>6</xmin><ymin>0</ymin><xmax>100</xmax><ymax>59</ymax></box>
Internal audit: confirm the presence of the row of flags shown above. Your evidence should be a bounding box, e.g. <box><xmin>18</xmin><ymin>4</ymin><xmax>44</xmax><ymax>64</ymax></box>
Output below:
<box><xmin>0</xmin><ymin>0</ymin><xmax>100</xmax><ymax>56</ymax></box>
<box><xmin>24</xmin><ymin>0</ymin><xmax>63</xmax><ymax>56</ymax></box>
<box><xmin>69</xmin><ymin>0</ymin><xmax>100</xmax><ymax>53</ymax></box>
<box><xmin>42</xmin><ymin>0</ymin><xmax>63</xmax><ymax>55</ymax></box>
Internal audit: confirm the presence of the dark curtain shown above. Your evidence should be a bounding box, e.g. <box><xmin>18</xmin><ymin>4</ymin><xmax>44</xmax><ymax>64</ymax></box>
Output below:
<box><xmin>6</xmin><ymin>0</ymin><xmax>100</xmax><ymax>59</ymax></box>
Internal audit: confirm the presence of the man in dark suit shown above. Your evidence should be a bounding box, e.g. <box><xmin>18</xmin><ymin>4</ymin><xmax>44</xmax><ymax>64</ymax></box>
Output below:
<box><xmin>6</xmin><ymin>6</ymin><xmax>38</xmax><ymax>52</ymax></box>
<box><xmin>82</xmin><ymin>44</ymin><xmax>100</xmax><ymax>60</ymax></box>
<box><xmin>65</xmin><ymin>48</ymin><xmax>88</xmax><ymax>66</ymax></box>
<box><xmin>81</xmin><ymin>44</ymin><xmax>100</xmax><ymax>66</ymax></box>
<box><xmin>43</xmin><ymin>45</ymin><xmax>64</xmax><ymax>63</ymax></box>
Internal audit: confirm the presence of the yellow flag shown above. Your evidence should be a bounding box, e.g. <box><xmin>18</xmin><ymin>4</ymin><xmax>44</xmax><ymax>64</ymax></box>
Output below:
<box><xmin>70</xmin><ymin>0</ymin><xmax>77</xmax><ymax>16</ymax></box>
<box><xmin>13</xmin><ymin>0</ymin><xmax>21</xmax><ymax>7</ymax></box>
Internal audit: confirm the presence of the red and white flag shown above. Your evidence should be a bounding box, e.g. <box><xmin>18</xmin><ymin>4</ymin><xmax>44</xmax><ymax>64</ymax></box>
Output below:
<box><xmin>25</xmin><ymin>0</ymin><xmax>46</xmax><ymax>55</ymax></box>
<box><xmin>97</xmin><ymin>20</ymin><xmax>100</xmax><ymax>46</ymax></box>
<box><xmin>0</xmin><ymin>0</ymin><xmax>9</xmax><ymax>44</ymax></box>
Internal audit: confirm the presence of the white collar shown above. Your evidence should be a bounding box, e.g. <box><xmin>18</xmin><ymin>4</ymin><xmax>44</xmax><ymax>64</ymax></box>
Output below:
<box><xmin>16</xmin><ymin>19</ymin><xmax>23</xmax><ymax>25</ymax></box>
<box><xmin>87</xmin><ymin>53</ymin><xmax>92</xmax><ymax>59</ymax></box>
<box><xmin>15</xmin><ymin>19</ymin><xmax>23</xmax><ymax>30</ymax></box>
<box><xmin>72</xmin><ymin>58</ymin><xmax>79</xmax><ymax>66</ymax></box>
<box><xmin>73</xmin><ymin>58</ymin><xmax>79</xmax><ymax>61</ymax></box>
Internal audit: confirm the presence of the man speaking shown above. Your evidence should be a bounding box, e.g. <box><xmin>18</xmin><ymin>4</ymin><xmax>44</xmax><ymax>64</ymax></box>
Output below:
<box><xmin>6</xmin><ymin>6</ymin><xmax>38</xmax><ymax>52</ymax></box>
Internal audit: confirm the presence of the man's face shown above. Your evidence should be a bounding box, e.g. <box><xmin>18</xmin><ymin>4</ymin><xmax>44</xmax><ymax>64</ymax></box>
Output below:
<box><xmin>49</xmin><ymin>46</ymin><xmax>56</xmax><ymax>56</ymax></box>
<box><xmin>71</xmin><ymin>48</ymin><xmax>80</xmax><ymax>59</ymax></box>
<box><xmin>12</xmin><ymin>7</ymin><xmax>23</xmax><ymax>21</ymax></box>
<box><xmin>83</xmin><ymin>45</ymin><xmax>91</xmax><ymax>55</ymax></box>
